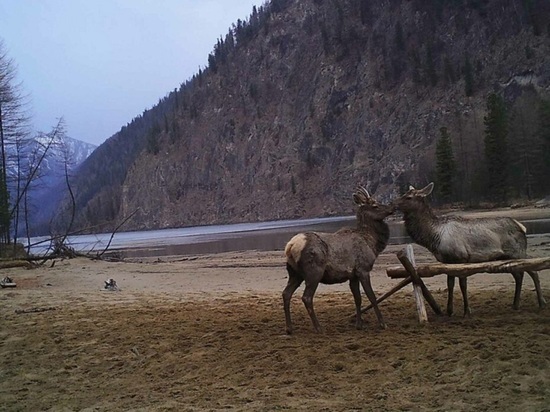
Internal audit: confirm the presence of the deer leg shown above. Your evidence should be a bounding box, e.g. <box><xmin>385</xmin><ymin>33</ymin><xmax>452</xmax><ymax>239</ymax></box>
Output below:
<box><xmin>282</xmin><ymin>268</ymin><xmax>303</xmax><ymax>335</ymax></box>
<box><xmin>527</xmin><ymin>270</ymin><xmax>547</xmax><ymax>309</ymax></box>
<box><xmin>349</xmin><ymin>277</ymin><xmax>363</xmax><ymax>330</ymax></box>
<box><xmin>359</xmin><ymin>272</ymin><xmax>386</xmax><ymax>329</ymax></box>
<box><xmin>511</xmin><ymin>271</ymin><xmax>524</xmax><ymax>310</ymax></box>
<box><xmin>459</xmin><ymin>277</ymin><xmax>471</xmax><ymax>317</ymax></box>
<box><xmin>302</xmin><ymin>281</ymin><xmax>322</xmax><ymax>333</ymax></box>
<box><xmin>447</xmin><ymin>275</ymin><xmax>455</xmax><ymax>316</ymax></box>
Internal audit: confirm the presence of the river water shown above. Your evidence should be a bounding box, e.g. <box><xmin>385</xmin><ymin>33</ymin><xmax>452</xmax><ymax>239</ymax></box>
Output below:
<box><xmin>28</xmin><ymin>216</ymin><xmax>550</xmax><ymax>259</ymax></box>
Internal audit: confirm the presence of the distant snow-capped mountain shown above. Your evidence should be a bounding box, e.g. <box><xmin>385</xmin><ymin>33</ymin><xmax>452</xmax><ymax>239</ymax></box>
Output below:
<box><xmin>7</xmin><ymin>135</ymin><xmax>97</xmax><ymax>237</ymax></box>
<box><xmin>20</xmin><ymin>134</ymin><xmax>96</xmax><ymax>176</ymax></box>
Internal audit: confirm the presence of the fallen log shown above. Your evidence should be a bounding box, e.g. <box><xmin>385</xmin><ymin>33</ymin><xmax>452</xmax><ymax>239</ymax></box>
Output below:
<box><xmin>0</xmin><ymin>260</ymin><xmax>33</xmax><ymax>269</ymax></box>
<box><xmin>387</xmin><ymin>257</ymin><xmax>550</xmax><ymax>279</ymax></box>
<box><xmin>15</xmin><ymin>307</ymin><xmax>57</xmax><ymax>314</ymax></box>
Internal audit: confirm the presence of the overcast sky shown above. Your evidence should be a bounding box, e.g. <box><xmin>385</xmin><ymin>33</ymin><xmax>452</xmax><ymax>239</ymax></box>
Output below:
<box><xmin>0</xmin><ymin>0</ymin><xmax>263</xmax><ymax>146</ymax></box>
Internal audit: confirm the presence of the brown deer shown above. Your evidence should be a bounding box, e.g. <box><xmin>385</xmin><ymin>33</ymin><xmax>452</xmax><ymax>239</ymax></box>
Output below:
<box><xmin>394</xmin><ymin>182</ymin><xmax>546</xmax><ymax>316</ymax></box>
<box><xmin>283</xmin><ymin>187</ymin><xmax>394</xmax><ymax>334</ymax></box>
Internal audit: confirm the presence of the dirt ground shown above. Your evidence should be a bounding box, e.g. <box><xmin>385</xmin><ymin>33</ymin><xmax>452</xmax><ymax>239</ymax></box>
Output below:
<box><xmin>1</xmin><ymin>208</ymin><xmax>550</xmax><ymax>411</ymax></box>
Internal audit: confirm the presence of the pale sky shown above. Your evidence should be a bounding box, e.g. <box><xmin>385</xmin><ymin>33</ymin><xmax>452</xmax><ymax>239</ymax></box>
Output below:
<box><xmin>0</xmin><ymin>0</ymin><xmax>264</xmax><ymax>146</ymax></box>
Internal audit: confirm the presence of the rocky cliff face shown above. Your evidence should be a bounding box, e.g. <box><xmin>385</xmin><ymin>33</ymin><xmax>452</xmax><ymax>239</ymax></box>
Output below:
<box><xmin>65</xmin><ymin>0</ymin><xmax>550</xmax><ymax>232</ymax></box>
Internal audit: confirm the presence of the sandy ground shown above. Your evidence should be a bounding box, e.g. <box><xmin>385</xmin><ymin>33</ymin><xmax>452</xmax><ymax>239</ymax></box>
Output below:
<box><xmin>1</xmin><ymin>208</ymin><xmax>550</xmax><ymax>411</ymax></box>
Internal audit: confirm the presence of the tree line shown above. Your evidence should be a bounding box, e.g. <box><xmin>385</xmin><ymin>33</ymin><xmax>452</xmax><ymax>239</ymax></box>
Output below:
<box><xmin>435</xmin><ymin>91</ymin><xmax>550</xmax><ymax>205</ymax></box>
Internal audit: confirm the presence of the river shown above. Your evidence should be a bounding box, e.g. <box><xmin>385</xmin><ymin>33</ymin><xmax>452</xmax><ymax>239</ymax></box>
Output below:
<box><xmin>28</xmin><ymin>214</ymin><xmax>550</xmax><ymax>259</ymax></box>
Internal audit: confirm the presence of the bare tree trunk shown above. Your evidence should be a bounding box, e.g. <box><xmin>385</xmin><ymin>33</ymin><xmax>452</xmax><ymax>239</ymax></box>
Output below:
<box><xmin>0</xmin><ymin>104</ymin><xmax>6</xmax><ymax>199</ymax></box>
<box><xmin>0</xmin><ymin>104</ymin><xmax>9</xmax><ymax>246</ymax></box>
<box><xmin>56</xmin><ymin>145</ymin><xmax>76</xmax><ymax>249</ymax></box>
<box><xmin>12</xmin><ymin>133</ymin><xmax>23</xmax><ymax>253</ymax></box>
<box><xmin>24</xmin><ymin>188</ymin><xmax>31</xmax><ymax>255</ymax></box>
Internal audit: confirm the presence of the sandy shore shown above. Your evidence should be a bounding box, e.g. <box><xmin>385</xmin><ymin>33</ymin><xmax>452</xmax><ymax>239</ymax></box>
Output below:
<box><xmin>1</xmin><ymin>207</ymin><xmax>550</xmax><ymax>411</ymax></box>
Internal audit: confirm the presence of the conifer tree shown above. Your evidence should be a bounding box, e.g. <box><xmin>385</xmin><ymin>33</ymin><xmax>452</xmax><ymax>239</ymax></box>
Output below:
<box><xmin>425</xmin><ymin>44</ymin><xmax>438</xmax><ymax>87</ymax></box>
<box><xmin>394</xmin><ymin>22</ymin><xmax>405</xmax><ymax>51</ymax></box>
<box><xmin>508</xmin><ymin>92</ymin><xmax>544</xmax><ymax>199</ymax></box>
<box><xmin>464</xmin><ymin>54</ymin><xmax>474</xmax><ymax>96</ymax></box>
<box><xmin>435</xmin><ymin>127</ymin><xmax>455</xmax><ymax>202</ymax></box>
<box><xmin>484</xmin><ymin>93</ymin><xmax>509</xmax><ymax>202</ymax></box>
<box><xmin>146</xmin><ymin>121</ymin><xmax>161</xmax><ymax>155</ymax></box>
<box><xmin>539</xmin><ymin>99</ymin><xmax>550</xmax><ymax>193</ymax></box>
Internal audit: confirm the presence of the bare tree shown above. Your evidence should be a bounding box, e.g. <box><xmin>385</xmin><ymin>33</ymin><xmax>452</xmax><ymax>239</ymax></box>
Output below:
<box><xmin>0</xmin><ymin>39</ymin><xmax>31</xmax><ymax>251</ymax></box>
<box><xmin>15</xmin><ymin>121</ymin><xmax>66</xmax><ymax>252</ymax></box>
<box><xmin>52</xmin><ymin>130</ymin><xmax>77</xmax><ymax>252</ymax></box>
<box><xmin>10</xmin><ymin>119</ymin><xmax>65</xmax><ymax>229</ymax></box>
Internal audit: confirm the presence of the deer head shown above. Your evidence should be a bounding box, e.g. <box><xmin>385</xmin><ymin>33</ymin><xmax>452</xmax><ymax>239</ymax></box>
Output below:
<box><xmin>394</xmin><ymin>182</ymin><xmax>434</xmax><ymax>213</ymax></box>
<box><xmin>353</xmin><ymin>186</ymin><xmax>394</xmax><ymax>220</ymax></box>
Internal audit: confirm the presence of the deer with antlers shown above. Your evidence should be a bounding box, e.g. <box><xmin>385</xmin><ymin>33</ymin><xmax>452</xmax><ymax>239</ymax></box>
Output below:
<box><xmin>394</xmin><ymin>182</ymin><xmax>546</xmax><ymax>316</ymax></box>
<box><xmin>283</xmin><ymin>187</ymin><xmax>394</xmax><ymax>334</ymax></box>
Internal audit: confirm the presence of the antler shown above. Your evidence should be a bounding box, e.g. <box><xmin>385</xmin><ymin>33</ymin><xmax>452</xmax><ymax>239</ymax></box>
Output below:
<box><xmin>353</xmin><ymin>186</ymin><xmax>371</xmax><ymax>205</ymax></box>
<box><xmin>358</xmin><ymin>186</ymin><xmax>371</xmax><ymax>198</ymax></box>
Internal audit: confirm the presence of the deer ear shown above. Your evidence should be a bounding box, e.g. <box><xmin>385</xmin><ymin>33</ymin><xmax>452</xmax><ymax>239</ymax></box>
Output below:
<box><xmin>418</xmin><ymin>182</ymin><xmax>434</xmax><ymax>196</ymax></box>
<box><xmin>352</xmin><ymin>193</ymin><xmax>362</xmax><ymax>205</ymax></box>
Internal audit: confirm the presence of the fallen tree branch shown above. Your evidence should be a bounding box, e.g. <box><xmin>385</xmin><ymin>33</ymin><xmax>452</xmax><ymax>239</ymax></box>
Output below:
<box><xmin>0</xmin><ymin>260</ymin><xmax>34</xmax><ymax>269</ymax></box>
<box><xmin>15</xmin><ymin>306</ymin><xmax>57</xmax><ymax>314</ymax></box>
<box><xmin>95</xmin><ymin>208</ymin><xmax>140</xmax><ymax>259</ymax></box>
<box><xmin>28</xmin><ymin>209</ymin><xmax>140</xmax><ymax>264</ymax></box>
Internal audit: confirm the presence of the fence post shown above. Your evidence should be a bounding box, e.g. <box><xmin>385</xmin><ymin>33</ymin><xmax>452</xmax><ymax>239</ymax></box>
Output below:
<box><xmin>397</xmin><ymin>244</ymin><xmax>428</xmax><ymax>323</ymax></box>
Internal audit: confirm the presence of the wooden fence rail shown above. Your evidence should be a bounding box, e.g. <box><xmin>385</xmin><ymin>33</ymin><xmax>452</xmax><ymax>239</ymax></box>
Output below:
<box><xmin>360</xmin><ymin>245</ymin><xmax>550</xmax><ymax>323</ymax></box>
<box><xmin>387</xmin><ymin>256</ymin><xmax>550</xmax><ymax>279</ymax></box>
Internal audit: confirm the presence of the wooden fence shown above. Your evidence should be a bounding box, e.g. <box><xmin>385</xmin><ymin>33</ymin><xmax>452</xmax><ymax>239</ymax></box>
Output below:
<box><xmin>361</xmin><ymin>244</ymin><xmax>550</xmax><ymax>323</ymax></box>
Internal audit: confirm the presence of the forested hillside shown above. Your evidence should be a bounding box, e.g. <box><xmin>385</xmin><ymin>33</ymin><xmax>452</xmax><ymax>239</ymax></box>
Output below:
<box><xmin>57</xmin><ymin>0</ymin><xmax>550</xmax><ymax>233</ymax></box>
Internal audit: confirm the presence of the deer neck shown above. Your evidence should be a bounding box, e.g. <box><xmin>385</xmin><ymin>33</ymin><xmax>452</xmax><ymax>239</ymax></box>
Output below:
<box><xmin>357</xmin><ymin>218</ymin><xmax>390</xmax><ymax>256</ymax></box>
<box><xmin>402</xmin><ymin>204</ymin><xmax>440</xmax><ymax>252</ymax></box>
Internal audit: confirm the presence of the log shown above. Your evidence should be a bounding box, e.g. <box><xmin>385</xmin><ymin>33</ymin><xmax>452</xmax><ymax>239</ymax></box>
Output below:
<box><xmin>359</xmin><ymin>277</ymin><xmax>412</xmax><ymax>314</ymax></box>
<box><xmin>0</xmin><ymin>260</ymin><xmax>33</xmax><ymax>269</ymax></box>
<box><xmin>400</xmin><ymin>245</ymin><xmax>428</xmax><ymax>323</ymax></box>
<box><xmin>397</xmin><ymin>248</ymin><xmax>443</xmax><ymax>316</ymax></box>
<box><xmin>387</xmin><ymin>257</ymin><xmax>550</xmax><ymax>279</ymax></box>
<box><xmin>1</xmin><ymin>276</ymin><xmax>17</xmax><ymax>288</ymax></box>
